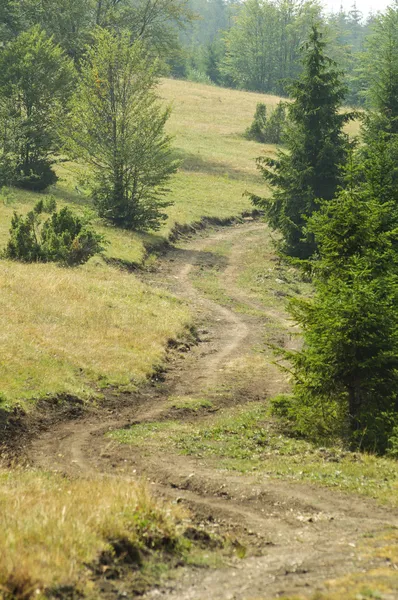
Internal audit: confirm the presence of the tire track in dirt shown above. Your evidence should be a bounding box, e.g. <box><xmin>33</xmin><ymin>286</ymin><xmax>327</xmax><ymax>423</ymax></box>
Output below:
<box><xmin>28</xmin><ymin>224</ymin><xmax>258</xmax><ymax>475</ymax></box>
<box><xmin>28</xmin><ymin>221</ymin><xmax>398</xmax><ymax>600</ymax></box>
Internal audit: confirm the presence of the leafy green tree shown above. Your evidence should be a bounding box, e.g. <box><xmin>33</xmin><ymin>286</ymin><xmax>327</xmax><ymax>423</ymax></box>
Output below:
<box><xmin>64</xmin><ymin>28</ymin><xmax>178</xmax><ymax>231</ymax></box>
<box><xmin>0</xmin><ymin>26</ymin><xmax>75</xmax><ymax>190</ymax></box>
<box><xmin>20</xmin><ymin>0</ymin><xmax>94</xmax><ymax>60</ymax></box>
<box><xmin>0</xmin><ymin>0</ymin><xmax>22</xmax><ymax>42</ymax></box>
<box><xmin>253</xmin><ymin>25</ymin><xmax>352</xmax><ymax>258</ymax></box>
<box><xmin>95</xmin><ymin>0</ymin><xmax>194</xmax><ymax>59</ymax></box>
<box><xmin>326</xmin><ymin>5</ymin><xmax>370</xmax><ymax>106</ymax></box>
<box><xmin>222</xmin><ymin>0</ymin><xmax>321</xmax><ymax>94</ymax></box>
<box><xmin>205</xmin><ymin>41</ymin><xmax>224</xmax><ymax>84</ymax></box>
<box><xmin>222</xmin><ymin>0</ymin><xmax>280</xmax><ymax>92</ymax></box>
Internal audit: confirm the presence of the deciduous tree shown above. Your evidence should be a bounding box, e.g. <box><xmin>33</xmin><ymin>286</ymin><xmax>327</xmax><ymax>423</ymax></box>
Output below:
<box><xmin>64</xmin><ymin>28</ymin><xmax>178</xmax><ymax>231</ymax></box>
<box><xmin>0</xmin><ymin>26</ymin><xmax>75</xmax><ymax>190</ymax></box>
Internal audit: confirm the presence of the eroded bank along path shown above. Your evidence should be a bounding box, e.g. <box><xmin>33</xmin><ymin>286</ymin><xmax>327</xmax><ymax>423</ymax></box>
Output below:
<box><xmin>29</xmin><ymin>221</ymin><xmax>398</xmax><ymax>600</ymax></box>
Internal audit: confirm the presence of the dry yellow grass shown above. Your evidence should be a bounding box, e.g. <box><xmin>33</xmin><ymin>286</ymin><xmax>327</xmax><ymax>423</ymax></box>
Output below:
<box><xmin>0</xmin><ymin>468</ymin><xmax>187</xmax><ymax>599</ymax></box>
<box><xmin>0</xmin><ymin>258</ymin><xmax>190</xmax><ymax>405</ymax></box>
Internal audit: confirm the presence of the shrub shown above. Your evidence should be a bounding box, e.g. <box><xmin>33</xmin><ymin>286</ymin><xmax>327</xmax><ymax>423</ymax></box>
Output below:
<box><xmin>3</xmin><ymin>199</ymin><xmax>104</xmax><ymax>266</ymax></box>
<box><xmin>246</xmin><ymin>102</ymin><xmax>287</xmax><ymax>144</ymax></box>
<box><xmin>13</xmin><ymin>158</ymin><xmax>58</xmax><ymax>192</ymax></box>
<box><xmin>245</xmin><ymin>103</ymin><xmax>267</xmax><ymax>142</ymax></box>
<box><xmin>387</xmin><ymin>425</ymin><xmax>398</xmax><ymax>457</ymax></box>
<box><xmin>270</xmin><ymin>393</ymin><xmax>347</xmax><ymax>444</ymax></box>
<box><xmin>186</xmin><ymin>67</ymin><xmax>213</xmax><ymax>85</ymax></box>
<box><xmin>262</xmin><ymin>102</ymin><xmax>287</xmax><ymax>144</ymax></box>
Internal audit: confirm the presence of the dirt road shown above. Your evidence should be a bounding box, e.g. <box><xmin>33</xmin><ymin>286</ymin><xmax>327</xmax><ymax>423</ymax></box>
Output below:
<box><xmin>29</xmin><ymin>221</ymin><xmax>398</xmax><ymax>600</ymax></box>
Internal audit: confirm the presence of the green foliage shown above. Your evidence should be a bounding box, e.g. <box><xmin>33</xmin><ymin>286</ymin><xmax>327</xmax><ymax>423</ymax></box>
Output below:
<box><xmin>17</xmin><ymin>0</ymin><xmax>93</xmax><ymax>60</ymax></box>
<box><xmin>222</xmin><ymin>0</ymin><xmax>321</xmax><ymax>94</ymax></box>
<box><xmin>278</xmin><ymin>140</ymin><xmax>398</xmax><ymax>453</ymax></box>
<box><xmin>205</xmin><ymin>41</ymin><xmax>224</xmax><ymax>85</ymax></box>
<box><xmin>10</xmin><ymin>0</ymin><xmax>194</xmax><ymax>62</ymax></box>
<box><xmin>252</xmin><ymin>25</ymin><xmax>353</xmax><ymax>259</ymax></box>
<box><xmin>245</xmin><ymin>103</ymin><xmax>267</xmax><ymax>142</ymax></box>
<box><xmin>0</xmin><ymin>26</ymin><xmax>75</xmax><ymax>191</ymax></box>
<box><xmin>185</xmin><ymin>67</ymin><xmax>213</xmax><ymax>85</ymax></box>
<box><xmin>64</xmin><ymin>28</ymin><xmax>178</xmax><ymax>231</ymax></box>
<box><xmin>363</xmin><ymin>4</ymin><xmax>398</xmax><ymax>133</ymax></box>
<box><xmin>262</xmin><ymin>102</ymin><xmax>287</xmax><ymax>144</ymax></box>
<box><xmin>326</xmin><ymin>5</ymin><xmax>370</xmax><ymax>107</ymax></box>
<box><xmin>246</xmin><ymin>101</ymin><xmax>286</xmax><ymax>144</ymax></box>
<box><xmin>0</xmin><ymin>0</ymin><xmax>23</xmax><ymax>43</ymax></box>
<box><xmin>95</xmin><ymin>0</ymin><xmax>194</xmax><ymax>59</ymax></box>
<box><xmin>387</xmin><ymin>425</ymin><xmax>398</xmax><ymax>457</ymax></box>
<box><xmin>4</xmin><ymin>199</ymin><xmax>104</xmax><ymax>265</ymax></box>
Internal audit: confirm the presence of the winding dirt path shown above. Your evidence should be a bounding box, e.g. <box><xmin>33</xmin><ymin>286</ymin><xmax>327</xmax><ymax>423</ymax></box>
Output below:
<box><xmin>28</xmin><ymin>221</ymin><xmax>398</xmax><ymax>600</ymax></box>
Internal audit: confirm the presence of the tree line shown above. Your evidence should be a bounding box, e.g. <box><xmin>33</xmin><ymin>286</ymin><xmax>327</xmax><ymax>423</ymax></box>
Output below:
<box><xmin>175</xmin><ymin>0</ymin><xmax>385</xmax><ymax>106</ymax></box>
<box><xmin>253</xmin><ymin>5</ymin><xmax>398</xmax><ymax>456</ymax></box>
<box><xmin>1</xmin><ymin>1</ymin><xmax>392</xmax><ymax>106</ymax></box>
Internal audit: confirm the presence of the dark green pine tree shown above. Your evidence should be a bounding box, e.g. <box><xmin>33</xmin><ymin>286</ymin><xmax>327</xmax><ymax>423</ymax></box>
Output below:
<box><xmin>252</xmin><ymin>25</ymin><xmax>353</xmax><ymax>259</ymax></box>
<box><xmin>276</xmin><ymin>142</ymin><xmax>398</xmax><ymax>453</ymax></box>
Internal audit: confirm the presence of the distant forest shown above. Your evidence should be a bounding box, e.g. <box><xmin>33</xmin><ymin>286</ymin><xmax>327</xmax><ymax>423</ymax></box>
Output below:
<box><xmin>174</xmin><ymin>0</ymin><xmax>380</xmax><ymax>106</ymax></box>
<box><xmin>0</xmin><ymin>0</ymin><xmax>387</xmax><ymax>107</ymax></box>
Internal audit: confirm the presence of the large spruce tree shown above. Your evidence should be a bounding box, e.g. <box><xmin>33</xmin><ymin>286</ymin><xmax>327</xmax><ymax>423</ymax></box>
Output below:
<box><xmin>276</xmin><ymin>141</ymin><xmax>398</xmax><ymax>453</ymax></box>
<box><xmin>253</xmin><ymin>25</ymin><xmax>353</xmax><ymax>258</ymax></box>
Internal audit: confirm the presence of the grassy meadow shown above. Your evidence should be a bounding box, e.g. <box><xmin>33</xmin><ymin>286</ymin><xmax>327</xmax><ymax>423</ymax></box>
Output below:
<box><xmin>0</xmin><ymin>78</ymin><xmax>283</xmax><ymax>408</ymax></box>
<box><xmin>0</xmin><ymin>259</ymin><xmax>190</xmax><ymax>405</ymax></box>
<box><xmin>0</xmin><ymin>82</ymin><xmax>277</xmax><ymax>597</ymax></box>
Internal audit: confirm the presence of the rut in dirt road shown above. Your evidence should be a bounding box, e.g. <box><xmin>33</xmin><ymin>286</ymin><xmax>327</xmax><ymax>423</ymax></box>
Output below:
<box><xmin>28</xmin><ymin>221</ymin><xmax>398</xmax><ymax>600</ymax></box>
<box><xmin>29</xmin><ymin>223</ymin><xmax>260</xmax><ymax>475</ymax></box>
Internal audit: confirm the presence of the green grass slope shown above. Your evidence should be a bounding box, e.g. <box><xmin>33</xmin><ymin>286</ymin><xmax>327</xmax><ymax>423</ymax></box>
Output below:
<box><xmin>0</xmin><ymin>78</ymin><xmax>283</xmax><ymax>408</ymax></box>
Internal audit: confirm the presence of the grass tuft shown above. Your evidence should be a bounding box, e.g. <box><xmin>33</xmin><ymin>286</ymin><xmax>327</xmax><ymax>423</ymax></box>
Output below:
<box><xmin>168</xmin><ymin>396</ymin><xmax>213</xmax><ymax>411</ymax></box>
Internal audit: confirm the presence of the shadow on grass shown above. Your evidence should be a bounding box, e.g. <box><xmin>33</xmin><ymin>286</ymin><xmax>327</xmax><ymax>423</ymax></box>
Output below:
<box><xmin>173</xmin><ymin>148</ymin><xmax>263</xmax><ymax>184</ymax></box>
<box><xmin>171</xmin><ymin>247</ymin><xmax>229</xmax><ymax>271</ymax></box>
<box><xmin>49</xmin><ymin>184</ymin><xmax>92</xmax><ymax>208</ymax></box>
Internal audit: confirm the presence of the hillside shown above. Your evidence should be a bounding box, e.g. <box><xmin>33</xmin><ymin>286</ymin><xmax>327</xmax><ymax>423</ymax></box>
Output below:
<box><xmin>0</xmin><ymin>78</ymin><xmax>277</xmax><ymax>408</ymax></box>
<box><xmin>1</xmin><ymin>78</ymin><xmax>396</xmax><ymax>600</ymax></box>
<box><xmin>0</xmin><ymin>78</ymin><xmax>362</xmax><ymax>408</ymax></box>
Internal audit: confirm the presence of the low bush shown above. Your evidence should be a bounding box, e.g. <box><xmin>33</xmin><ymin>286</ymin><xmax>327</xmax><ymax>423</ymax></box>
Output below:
<box><xmin>245</xmin><ymin>101</ymin><xmax>286</xmax><ymax>144</ymax></box>
<box><xmin>3</xmin><ymin>198</ymin><xmax>104</xmax><ymax>266</ymax></box>
<box><xmin>245</xmin><ymin>103</ymin><xmax>268</xmax><ymax>142</ymax></box>
<box><xmin>13</xmin><ymin>158</ymin><xmax>58</xmax><ymax>192</ymax></box>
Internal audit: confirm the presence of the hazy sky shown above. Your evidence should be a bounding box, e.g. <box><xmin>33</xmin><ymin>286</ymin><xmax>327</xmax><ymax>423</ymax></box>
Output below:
<box><xmin>323</xmin><ymin>0</ymin><xmax>393</xmax><ymax>16</ymax></box>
